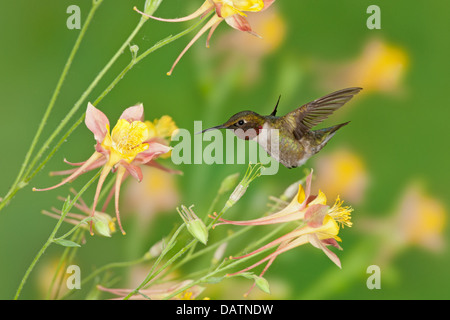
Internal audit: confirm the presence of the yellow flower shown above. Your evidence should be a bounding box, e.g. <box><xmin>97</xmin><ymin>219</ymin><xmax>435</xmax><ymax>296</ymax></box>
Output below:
<box><xmin>322</xmin><ymin>38</ymin><xmax>409</xmax><ymax>95</ymax></box>
<box><xmin>395</xmin><ymin>184</ymin><xmax>446</xmax><ymax>251</ymax></box>
<box><xmin>145</xmin><ymin>115</ymin><xmax>179</xmax><ymax>159</ymax></box>
<box><xmin>146</xmin><ymin>115</ymin><xmax>178</xmax><ymax>140</ymax></box>
<box><xmin>101</xmin><ymin>119</ymin><xmax>149</xmax><ymax>164</ymax></box>
<box><xmin>134</xmin><ymin>0</ymin><xmax>276</xmax><ymax>75</ymax></box>
<box><xmin>314</xmin><ymin>148</ymin><xmax>369</xmax><ymax>205</ymax></box>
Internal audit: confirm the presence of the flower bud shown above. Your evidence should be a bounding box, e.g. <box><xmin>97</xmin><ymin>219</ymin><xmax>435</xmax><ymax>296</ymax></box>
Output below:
<box><xmin>218</xmin><ymin>173</ymin><xmax>240</xmax><ymax>195</ymax></box>
<box><xmin>92</xmin><ymin>212</ymin><xmax>116</xmax><ymax>237</ymax></box>
<box><xmin>177</xmin><ymin>205</ymin><xmax>208</xmax><ymax>245</ymax></box>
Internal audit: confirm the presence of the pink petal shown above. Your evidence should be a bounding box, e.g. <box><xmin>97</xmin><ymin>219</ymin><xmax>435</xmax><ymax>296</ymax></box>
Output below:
<box><xmin>119</xmin><ymin>104</ymin><xmax>144</xmax><ymax>122</ymax></box>
<box><xmin>90</xmin><ymin>163</ymin><xmax>113</xmax><ymax>235</ymax></box>
<box><xmin>167</xmin><ymin>15</ymin><xmax>223</xmax><ymax>75</ymax></box>
<box><xmin>133</xmin><ymin>2</ymin><xmax>213</xmax><ymax>22</ymax></box>
<box><xmin>228</xmin><ymin>236</ymin><xmax>309</xmax><ymax>276</ymax></box>
<box><xmin>114</xmin><ymin>166</ymin><xmax>128</xmax><ymax>235</ymax></box>
<box><xmin>119</xmin><ymin>160</ymin><xmax>143</xmax><ymax>182</ymax></box>
<box><xmin>213</xmin><ymin>2</ymin><xmax>223</xmax><ymax>18</ymax></box>
<box><xmin>33</xmin><ymin>152</ymin><xmax>104</xmax><ymax>192</ymax></box>
<box><xmin>206</xmin><ymin>19</ymin><xmax>222</xmax><ymax>48</ymax></box>
<box><xmin>50</xmin><ymin>157</ymin><xmax>106</xmax><ymax>177</ymax></box>
<box><xmin>85</xmin><ymin>103</ymin><xmax>109</xmax><ymax>144</ymax></box>
<box><xmin>304</xmin><ymin>204</ymin><xmax>329</xmax><ymax>228</ymax></box>
<box><xmin>225</xmin><ymin>15</ymin><xmax>253</xmax><ymax>33</ymax></box>
<box><xmin>322</xmin><ymin>238</ymin><xmax>343</xmax><ymax>250</ymax></box>
<box><xmin>144</xmin><ymin>160</ymin><xmax>183</xmax><ymax>175</ymax></box>
<box><xmin>261</xmin><ymin>0</ymin><xmax>276</xmax><ymax>11</ymax></box>
<box><xmin>134</xmin><ymin>142</ymin><xmax>172</xmax><ymax>164</ymax></box>
<box><xmin>308</xmin><ymin>234</ymin><xmax>342</xmax><ymax>268</ymax></box>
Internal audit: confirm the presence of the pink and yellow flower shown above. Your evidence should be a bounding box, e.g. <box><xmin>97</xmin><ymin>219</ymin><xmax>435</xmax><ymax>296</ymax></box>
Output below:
<box><xmin>33</xmin><ymin>103</ymin><xmax>174</xmax><ymax>235</ymax></box>
<box><xmin>134</xmin><ymin>0</ymin><xmax>276</xmax><ymax>75</ymax></box>
<box><xmin>213</xmin><ymin>171</ymin><xmax>353</xmax><ymax>295</ymax></box>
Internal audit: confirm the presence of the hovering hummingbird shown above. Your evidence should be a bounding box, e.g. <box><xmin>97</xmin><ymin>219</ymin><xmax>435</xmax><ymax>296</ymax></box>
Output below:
<box><xmin>199</xmin><ymin>87</ymin><xmax>362</xmax><ymax>169</ymax></box>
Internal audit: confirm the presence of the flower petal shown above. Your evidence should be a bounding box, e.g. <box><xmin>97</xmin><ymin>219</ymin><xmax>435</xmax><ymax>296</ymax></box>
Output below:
<box><xmin>133</xmin><ymin>1</ymin><xmax>213</xmax><ymax>22</ymax></box>
<box><xmin>134</xmin><ymin>142</ymin><xmax>172</xmax><ymax>164</ymax></box>
<box><xmin>261</xmin><ymin>0</ymin><xmax>276</xmax><ymax>11</ymax></box>
<box><xmin>119</xmin><ymin>160</ymin><xmax>143</xmax><ymax>182</ymax></box>
<box><xmin>119</xmin><ymin>104</ymin><xmax>144</xmax><ymax>122</ymax></box>
<box><xmin>144</xmin><ymin>160</ymin><xmax>183</xmax><ymax>175</ymax></box>
<box><xmin>225</xmin><ymin>14</ymin><xmax>254</xmax><ymax>33</ymax></box>
<box><xmin>305</xmin><ymin>204</ymin><xmax>329</xmax><ymax>228</ymax></box>
<box><xmin>85</xmin><ymin>103</ymin><xmax>110</xmax><ymax>143</ymax></box>
<box><xmin>308</xmin><ymin>234</ymin><xmax>342</xmax><ymax>268</ymax></box>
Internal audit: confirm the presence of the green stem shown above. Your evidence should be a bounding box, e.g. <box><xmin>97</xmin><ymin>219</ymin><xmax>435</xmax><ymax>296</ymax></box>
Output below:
<box><xmin>122</xmin><ymin>224</ymin><xmax>188</xmax><ymax>300</ymax></box>
<box><xmin>22</xmin><ymin>14</ymin><xmax>208</xmax><ymax>196</ymax></box>
<box><xmin>0</xmin><ymin>0</ymin><xmax>103</xmax><ymax>212</ymax></box>
<box><xmin>59</xmin><ymin>255</ymin><xmax>149</xmax><ymax>300</ymax></box>
<box><xmin>163</xmin><ymin>242</ymin><xmax>276</xmax><ymax>300</ymax></box>
<box><xmin>46</xmin><ymin>228</ymin><xmax>84</xmax><ymax>300</ymax></box>
<box><xmin>13</xmin><ymin>170</ymin><xmax>101</xmax><ymax>300</ymax></box>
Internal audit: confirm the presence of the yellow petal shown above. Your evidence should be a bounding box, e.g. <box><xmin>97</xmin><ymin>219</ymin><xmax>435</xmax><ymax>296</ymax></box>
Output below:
<box><xmin>296</xmin><ymin>184</ymin><xmax>306</xmax><ymax>204</ymax></box>
<box><xmin>309</xmin><ymin>190</ymin><xmax>327</xmax><ymax>206</ymax></box>
<box><xmin>154</xmin><ymin>115</ymin><xmax>178</xmax><ymax>139</ymax></box>
<box><xmin>231</xmin><ymin>0</ymin><xmax>264</xmax><ymax>12</ymax></box>
<box><xmin>110</xmin><ymin>119</ymin><xmax>149</xmax><ymax>162</ymax></box>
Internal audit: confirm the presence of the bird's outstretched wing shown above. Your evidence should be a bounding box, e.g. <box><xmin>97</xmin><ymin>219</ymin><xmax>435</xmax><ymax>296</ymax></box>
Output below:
<box><xmin>287</xmin><ymin>87</ymin><xmax>362</xmax><ymax>140</ymax></box>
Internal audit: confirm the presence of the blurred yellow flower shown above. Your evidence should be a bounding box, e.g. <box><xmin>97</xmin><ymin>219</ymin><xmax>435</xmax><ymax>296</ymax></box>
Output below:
<box><xmin>395</xmin><ymin>184</ymin><xmax>446</xmax><ymax>252</ymax></box>
<box><xmin>146</xmin><ymin>115</ymin><xmax>179</xmax><ymax>141</ymax></box>
<box><xmin>321</xmin><ymin>38</ymin><xmax>409</xmax><ymax>95</ymax></box>
<box><xmin>124</xmin><ymin>166</ymin><xmax>180</xmax><ymax>224</ymax></box>
<box><xmin>358</xmin><ymin>183</ymin><xmax>446</xmax><ymax>266</ymax></box>
<box><xmin>313</xmin><ymin>148</ymin><xmax>369</xmax><ymax>205</ymax></box>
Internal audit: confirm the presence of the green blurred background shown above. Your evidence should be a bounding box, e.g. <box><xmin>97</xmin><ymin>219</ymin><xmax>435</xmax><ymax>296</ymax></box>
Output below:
<box><xmin>0</xmin><ymin>0</ymin><xmax>449</xmax><ymax>299</ymax></box>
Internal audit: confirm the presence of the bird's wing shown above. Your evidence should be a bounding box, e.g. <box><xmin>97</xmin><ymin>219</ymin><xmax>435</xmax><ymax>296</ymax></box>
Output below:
<box><xmin>286</xmin><ymin>87</ymin><xmax>362</xmax><ymax>140</ymax></box>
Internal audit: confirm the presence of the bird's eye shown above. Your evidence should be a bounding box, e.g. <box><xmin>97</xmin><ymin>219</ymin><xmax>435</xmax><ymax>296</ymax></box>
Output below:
<box><xmin>237</xmin><ymin>120</ymin><xmax>245</xmax><ymax>126</ymax></box>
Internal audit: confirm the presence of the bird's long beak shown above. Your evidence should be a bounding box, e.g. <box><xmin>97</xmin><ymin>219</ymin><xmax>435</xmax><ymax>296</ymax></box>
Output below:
<box><xmin>196</xmin><ymin>124</ymin><xmax>226</xmax><ymax>134</ymax></box>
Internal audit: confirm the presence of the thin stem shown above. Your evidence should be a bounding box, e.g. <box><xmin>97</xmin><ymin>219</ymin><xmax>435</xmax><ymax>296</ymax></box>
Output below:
<box><xmin>21</xmin><ymin>14</ymin><xmax>209</xmax><ymax>198</ymax></box>
<box><xmin>46</xmin><ymin>228</ymin><xmax>84</xmax><ymax>300</ymax></box>
<box><xmin>14</xmin><ymin>170</ymin><xmax>101</xmax><ymax>300</ymax></box>
<box><xmin>122</xmin><ymin>224</ymin><xmax>188</xmax><ymax>300</ymax></box>
<box><xmin>59</xmin><ymin>255</ymin><xmax>149</xmax><ymax>300</ymax></box>
<box><xmin>163</xmin><ymin>243</ymin><xmax>276</xmax><ymax>300</ymax></box>
<box><xmin>0</xmin><ymin>0</ymin><xmax>103</xmax><ymax>212</ymax></box>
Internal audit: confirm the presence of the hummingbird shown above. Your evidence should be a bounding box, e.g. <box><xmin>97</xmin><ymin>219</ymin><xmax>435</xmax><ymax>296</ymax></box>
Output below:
<box><xmin>199</xmin><ymin>87</ymin><xmax>362</xmax><ymax>169</ymax></box>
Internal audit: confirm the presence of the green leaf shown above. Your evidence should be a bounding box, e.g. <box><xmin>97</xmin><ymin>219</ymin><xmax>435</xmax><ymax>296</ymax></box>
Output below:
<box><xmin>202</xmin><ymin>277</ymin><xmax>225</xmax><ymax>284</ymax></box>
<box><xmin>253</xmin><ymin>276</ymin><xmax>270</xmax><ymax>294</ymax></box>
<box><xmin>53</xmin><ymin>238</ymin><xmax>81</xmax><ymax>247</ymax></box>
<box><xmin>61</xmin><ymin>195</ymin><xmax>72</xmax><ymax>213</ymax></box>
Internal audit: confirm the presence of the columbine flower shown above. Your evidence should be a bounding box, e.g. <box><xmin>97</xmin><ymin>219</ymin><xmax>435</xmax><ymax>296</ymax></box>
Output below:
<box><xmin>33</xmin><ymin>103</ymin><xmax>172</xmax><ymax>235</ymax></box>
<box><xmin>213</xmin><ymin>171</ymin><xmax>353</xmax><ymax>295</ymax></box>
<box><xmin>134</xmin><ymin>0</ymin><xmax>276</xmax><ymax>75</ymax></box>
